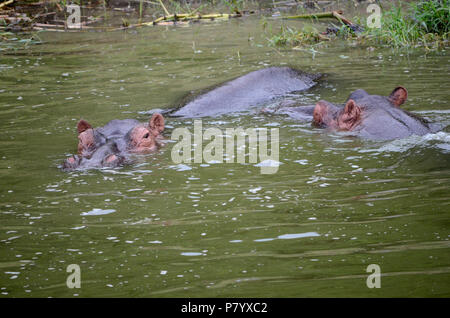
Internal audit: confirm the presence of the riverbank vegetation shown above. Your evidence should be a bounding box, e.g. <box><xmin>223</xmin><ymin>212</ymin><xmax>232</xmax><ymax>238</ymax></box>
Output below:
<box><xmin>267</xmin><ymin>0</ymin><xmax>449</xmax><ymax>49</ymax></box>
<box><xmin>367</xmin><ymin>0</ymin><xmax>449</xmax><ymax>48</ymax></box>
<box><xmin>0</xmin><ymin>1</ymin><xmax>449</xmax><ymax>50</ymax></box>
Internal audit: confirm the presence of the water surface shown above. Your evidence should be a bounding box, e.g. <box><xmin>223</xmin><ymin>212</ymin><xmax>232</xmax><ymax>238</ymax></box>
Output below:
<box><xmin>0</xmin><ymin>16</ymin><xmax>449</xmax><ymax>297</ymax></box>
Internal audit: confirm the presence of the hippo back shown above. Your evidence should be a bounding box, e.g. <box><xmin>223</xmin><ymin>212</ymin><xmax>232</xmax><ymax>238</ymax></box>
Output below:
<box><xmin>171</xmin><ymin>67</ymin><xmax>319</xmax><ymax>118</ymax></box>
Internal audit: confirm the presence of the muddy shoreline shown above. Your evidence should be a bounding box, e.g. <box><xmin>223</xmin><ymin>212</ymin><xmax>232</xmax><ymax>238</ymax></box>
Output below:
<box><xmin>0</xmin><ymin>0</ymin><xmax>360</xmax><ymax>32</ymax></box>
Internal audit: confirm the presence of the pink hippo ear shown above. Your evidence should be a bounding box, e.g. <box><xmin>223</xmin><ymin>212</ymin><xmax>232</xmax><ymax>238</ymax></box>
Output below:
<box><xmin>389</xmin><ymin>86</ymin><xmax>408</xmax><ymax>107</ymax></box>
<box><xmin>149</xmin><ymin>113</ymin><xmax>165</xmax><ymax>136</ymax></box>
<box><xmin>313</xmin><ymin>101</ymin><xmax>330</xmax><ymax>128</ymax></box>
<box><xmin>77</xmin><ymin>119</ymin><xmax>92</xmax><ymax>134</ymax></box>
<box><xmin>344</xmin><ymin>100</ymin><xmax>361</xmax><ymax>117</ymax></box>
<box><xmin>338</xmin><ymin>99</ymin><xmax>361</xmax><ymax>130</ymax></box>
<box><xmin>76</xmin><ymin>120</ymin><xmax>95</xmax><ymax>157</ymax></box>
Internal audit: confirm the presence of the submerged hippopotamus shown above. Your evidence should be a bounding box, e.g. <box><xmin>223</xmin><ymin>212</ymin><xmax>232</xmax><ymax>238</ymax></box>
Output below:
<box><xmin>63</xmin><ymin>67</ymin><xmax>314</xmax><ymax>170</ymax></box>
<box><xmin>266</xmin><ymin>86</ymin><xmax>436</xmax><ymax>140</ymax></box>
<box><xmin>171</xmin><ymin>67</ymin><xmax>319</xmax><ymax>117</ymax></box>
<box><xmin>63</xmin><ymin>113</ymin><xmax>165</xmax><ymax>170</ymax></box>
<box><xmin>62</xmin><ymin>67</ymin><xmax>440</xmax><ymax>170</ymax></box>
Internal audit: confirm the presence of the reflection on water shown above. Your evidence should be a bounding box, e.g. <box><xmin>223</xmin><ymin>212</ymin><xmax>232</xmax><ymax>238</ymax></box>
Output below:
<box><xmin>0</xmin><ymin>16</ymin><xmax>449</xmax><ymax>297</ymax></box>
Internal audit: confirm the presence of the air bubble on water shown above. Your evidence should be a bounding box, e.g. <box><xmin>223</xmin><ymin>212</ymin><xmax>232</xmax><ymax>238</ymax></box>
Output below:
<box><xmin>71</xmin><ymin>226</ymin><xmax>86</xmax><ymax>230</ymax></box>
<box><xmin>169</xmin><ymin>164</ymin><xmax>192</xmax><ymax>171</ymax></box>
<box><xmin>278</xmin><ymin>232</ymin><xmax>320</xmax><ymax>240</ymax></box>
<box><xmin>249</xmin><ymin>187</ymin><xmax>261</xmax><ymax>194</ymax></box>
<box><xmin>181</xmin><ymin>252</ymin><xmax>203</xmax><ymax>256</ymax></box>
<box><xmin>254</xmin><ymin>238</ymin><xmax>274</xmax><ymax>242</ymax></box>
<box><xmin>254</xmin><ymin>160</ymin><xmax>282</xmax><ymax>168</ymax></box>
<box><xmin>81</xmin><ymin>208</ymin><xmax>116</xmax><ymax>216</ymax></box>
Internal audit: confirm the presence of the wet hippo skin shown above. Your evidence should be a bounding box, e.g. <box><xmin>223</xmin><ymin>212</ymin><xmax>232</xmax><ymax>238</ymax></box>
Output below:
<box><xmin>63</xmin><ymin>113</ymin><xmax>165</xmax><ymax>170</ymax></box>
<box><xmin>63</xmin><ymin>67</ymin><xmax>319</xmax><ymax>170</ymax></box>
<box><xmin>265</xmin><ymin>87</ymin><xmax>438</xmax><ymax>140</ymax></box>
<box><xmin>171</xmin><ymin>67</ymin><xmax>319</xmax><ymax>117</ymax></box>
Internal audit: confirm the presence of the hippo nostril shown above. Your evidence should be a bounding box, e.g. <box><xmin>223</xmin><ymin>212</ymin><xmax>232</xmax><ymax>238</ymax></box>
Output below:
<box><xmin>102</xmin><ymin>154</ymin><xmax>124</xmax><ymax>167</ymax></box>
<box><xmin>63</xmin><ymin>155</ymin><xmax>81</xmax><ymax>171</ymax></box>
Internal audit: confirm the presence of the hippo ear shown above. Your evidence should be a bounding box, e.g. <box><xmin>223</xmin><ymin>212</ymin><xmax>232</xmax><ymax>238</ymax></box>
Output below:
<box><xmin>149</xmin><ymin>113</ymin><xmax>165</xmax><ymax>135</ymax></box>
<box><xmin>77</xmin><ymin>120</ymin><xmax>92</xmax><ymax>134</ymax></box>
<box><xmin>313</xmin><ymin>101</ymin><xmax>329</xmax><ymax>127</ymax></box>
<box><xmin>343</xmin><ymin>99</ymin><xmax>361</xmax><ymax>121</ymax></box>
<box><xmin>389</xmin><ymin>86</ymin><xmax>408</xmax><ymax>107</ymax></box>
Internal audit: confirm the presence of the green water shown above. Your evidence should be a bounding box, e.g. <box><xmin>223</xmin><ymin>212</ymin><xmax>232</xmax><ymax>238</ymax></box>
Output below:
<box><xmin>0</xmin><ymin>15</ymin><xmax>449</xmax><ymax>297</ymax></box>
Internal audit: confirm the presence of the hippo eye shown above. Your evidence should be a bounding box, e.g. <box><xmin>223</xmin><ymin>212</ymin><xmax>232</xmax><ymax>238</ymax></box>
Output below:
<box><xmin>143</xmin><ymin>133</ymin><xmax>149</xmax><ymax>139</ymax></box>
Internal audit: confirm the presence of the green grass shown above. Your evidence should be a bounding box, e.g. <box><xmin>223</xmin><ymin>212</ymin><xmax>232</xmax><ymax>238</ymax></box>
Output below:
<box><xmin>267</xmin><ymin>25</ymin><xmax>323</xmax><ymax>47</ymax></box>
<box><xmin>367</xmin><ymin>0</ymin><xmax>449</xmax><ymax>48</ymax></box>
<box><xmin>413</xmin><ymin>0</ymin><xmax>449</xmax><ymax>34</ymax></box>
<box><xmin>267</xmin><ymin>0</ymin><xmax>449</xmax><ymax>49</ymax></box>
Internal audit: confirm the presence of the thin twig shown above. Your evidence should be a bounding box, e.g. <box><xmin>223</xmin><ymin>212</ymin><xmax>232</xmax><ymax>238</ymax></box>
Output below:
<box><xmin>157</xmin><ymin>0</ymin><xmax>170</xmax><ymax>16</ymax></box>
<box><xmin>0</xmin><ymin>0</ymin><xmax>14</xmax><ymax>10</ymax></box>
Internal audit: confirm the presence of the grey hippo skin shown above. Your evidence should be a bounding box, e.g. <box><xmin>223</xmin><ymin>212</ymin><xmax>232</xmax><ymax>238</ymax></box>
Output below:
<box><xmin>266</xmin><ymin>87</ymin><xmax>439</xmax><ymax>140</ymax></box>
<box><xmin>63</xmin><ymin>114</ymin><xmax>165</xmax><ymax>171</ymax></box>
<box><xmin>63</xmin><ymin>67</ymin><xmax>317</xmax><ymax>170</ymax></box>
<box><xmin>171</xmin><ymin>67</ymin><xmax>319</xmax><ymax>117</ymax></box>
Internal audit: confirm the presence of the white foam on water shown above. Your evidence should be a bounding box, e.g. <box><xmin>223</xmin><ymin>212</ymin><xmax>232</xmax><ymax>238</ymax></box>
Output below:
<box><xmin>294</xmin><ymin>159</ymin><xmax>308</xmax><ymax>165</ymax></box>
<box><xmin>249</xmin><ymin>186</ymin><xmax>262</xmax><ymax>194</ymax></box>
<box><xmin>254</xmin><ymin>159</ymin><xmax>282</xmax><ymax>167</ymax></box>
<box><xmin>168</xmin><ymin>164</ymin><xmax>192</xmax><ymax>171</ymax></box>
<box><xmin>181</xmin><ymin>252</ymin><xmax>203</xmax><ymax>256</ymax></box>
<box><xmin>359</xmin><ymin>132</ymin><xmax>450</xmax><ymax>154</ymax></box>
<box><xmin>254</xmin><ymin>238</ymin><xmax>275</xmax><ymax>242</ymax></box>
<box><xmin>253</xmin><ymin>232</ymin><xmax>321</xmax><ymax>243</ymax></box>
<box><xmin>278</xmin><ymin>232</ymin><xmax>320</xmax><ymax>239</ymax></box>
<box><xmin>81</xmin><ymin>208</ymin><xmax>116</xmax><ymax>216</ymax></box>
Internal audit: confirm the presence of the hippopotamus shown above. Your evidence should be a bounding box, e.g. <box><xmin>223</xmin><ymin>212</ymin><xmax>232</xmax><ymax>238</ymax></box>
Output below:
<box><xmin>265</xmin><ymin>86</ymin><xmax>437</xmax><ymax>140</ymax></box>
<box><xmin>62</xmin><ymin>68</ymin><xmax>439</xmax><ymax>170</ymax></box>
<box><xmin>63</xmin><ymin>113</ymin><xmax>165</xmax><ymax>170</ymax></box>
<box><xmin>62</xmin><ymin>67</ymin><xmax>316</xmax><ymax>170</ymax></box>
<box><xmin>171</xmin><ymin>67</ymin><xmax>319</xmax><ymax>117</ymax></box>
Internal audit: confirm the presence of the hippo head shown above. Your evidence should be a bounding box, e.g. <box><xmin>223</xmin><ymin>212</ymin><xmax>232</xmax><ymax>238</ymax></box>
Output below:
<box><xmin>63</xmin><ymin>113</ymin><xmax>165</xmax><ymax>170</ymax></box>
<box><xmin>311</xmin><ymin>87</ymin><xmax>429</xmax><ymax>140</ymax></box>
<box><xmin>313</xmin><ymin>87</ymin><xmax>408</xmax><ymax>130</ymax></box>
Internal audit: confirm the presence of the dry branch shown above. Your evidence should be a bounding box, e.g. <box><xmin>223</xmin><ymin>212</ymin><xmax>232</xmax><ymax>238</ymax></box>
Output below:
<box><xmin>284</xmin><ymin>10</ymin><xmax>343</xmax><ymax>20</ymax></box>
<box><xmin>284</xmin><ymin>10</ymin><xmax>363</xmax><ymax>32</ymax></box>
<box><xmin>0</xmin><ymin>0</ymin><xmax>14</xmax><ymax>10</ymax></box>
